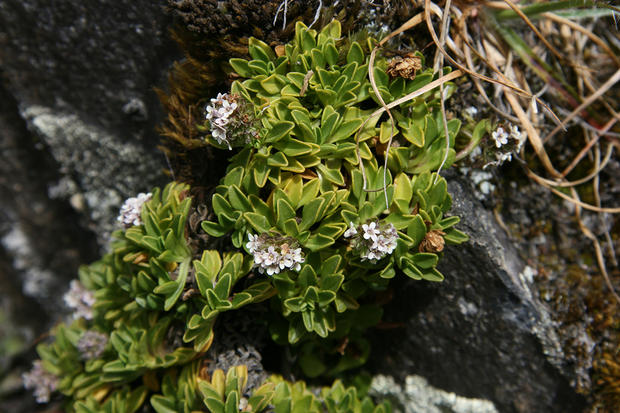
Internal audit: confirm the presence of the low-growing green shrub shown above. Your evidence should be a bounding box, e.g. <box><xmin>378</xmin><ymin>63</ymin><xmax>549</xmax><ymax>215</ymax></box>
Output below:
<box><xmin>26</xmin><ymin>19</ymin><xmax>471</xmax><ymax>411</ymax></box>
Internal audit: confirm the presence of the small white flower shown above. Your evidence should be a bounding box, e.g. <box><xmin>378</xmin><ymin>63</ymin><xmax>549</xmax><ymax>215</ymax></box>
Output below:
<box><xmin>492</xmin><ymin>126</ymin><xmax>508</xmax><ymax>148</ymax></box>
<box><xmin>263</xmin><ymin>246</ymin><xmax>279</xmax><ymax>266</ymax></box>
<box><xmin>280</xmin><ymin>251</ymin><xmax>294</xmax><ymax>270</ymax></box>
<box><xmin>253</xmin><ymin>250</ymin><xmax>267</xmax><ymax>265</ymax></box>
<box><xmin>464</xmin><ymin>106</ymin><xmax>478</xmax><ymax>118</ymax></box>
<box><xmin>498</xmin><ymin>152</ymin><xmax>512</xmax><ymax>163</ymax></box>
<box><xmin>291</xmin><ymin>248</ymin><xmax>304</xmax><ymax>263</ymax></box>
<box><xmin>372</xmin><ymin>235</ymin><xmax>390</xmax><ymax>253</ymax></box>
<box><xmin>246</xmin><ymin>233</ymin><xmax>304</xmax><ymax>275</ymax></box>
<box><xmin>22</xmin><ymin>360</ymin><xmax>58</xmax><ymax>403</ymax></box>
<box><xmin>205</xmin><ymin>92</ymin><xmax>240</xmax><ymax>150</ymax></box>
<box><xmin>246</xmin><ymin>233</ymin><xmax>260</xmax><ymax>253</ymax></box>
<box><xmin>211</xmin><ymin>126</ymin><xmax>231</xmax><ymax>149</ymax></box>
<box><xmin>344</xmin><ymin>222</ymin><xmax>358</xmax><ymax>238</ymax></box>
<box><xmin>265</xmin><ymin>266</ymin><xmax>277</xmax><ymax>275</ymax></box>
<box><xmin>351</xmin><ymin>221</ymin><xmax>398</xmax><ymax>262</ymax></box>
<box><xmin>362</xmin><ymin>222</ymin><xmax>380</xmax><ymax>241</ymax></box>
<box><xmin>64</xmin><ymin>280</ymin><xmax>95</xmax><ymax>320</ymax></box>
<box><xmin>510</xmin><ymin>124</ymin><xmax>526</xmax><ymax>150</ymax></box>
<box><xmin>77</xmin><ymin>331</ymin><xmax>108</xmax><ymax>360</ymax></box>
<box><xmin>509</xmin><ymin>124</ymin><xmax>521</xmax><ymax>141</ymax></box>
<box><xmin>117</xmin><ymin>192</ymin><xmax>152</xmax><ymax>228</ymax></box>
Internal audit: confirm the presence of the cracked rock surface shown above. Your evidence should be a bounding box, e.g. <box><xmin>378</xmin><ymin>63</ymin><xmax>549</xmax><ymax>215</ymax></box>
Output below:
<box><xmin>368</xmin><ymin>173</ymin><xmax>585</xmax><ymax>413</ymax></box>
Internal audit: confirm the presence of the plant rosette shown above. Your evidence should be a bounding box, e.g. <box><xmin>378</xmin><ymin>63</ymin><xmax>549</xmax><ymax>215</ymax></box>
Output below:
<box><xmin>201</xmin><ymin>20</ymin><xmax>469</xmax><ymax>348</ymax></box>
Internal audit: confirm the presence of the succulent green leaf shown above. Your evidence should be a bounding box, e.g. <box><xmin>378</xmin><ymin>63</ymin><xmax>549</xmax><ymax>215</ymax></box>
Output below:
<box><xmin>244</xmin><ymin>212</ymin><xmax>272</xmax><ymax>233</ymax></box>
<box><xmin>264</xmin><ymin>121</ymin><xmax>295</xmax><ymax>143</ymax></box>
<box><xmin>229</xmin><ymin>58</ymin><xmax>252</xmax><ymax>78</ymax></box>
<box><xmin>316</xmin><ymin>164</ymin><xmax>345</xmax><ymax>186</ymax></box>
<box><xmin>202</xmin><ymin>221</ymin><xmax>228</xmax><ymax>237</ymax></box>
<box><xmin>304</xmin><ymin>234</ymin><xmax>334</xmax><ymax>251</ymax></box>
<box><xmin>346</xmin><ymin>42</ymin><xmax>364</xmax><ymax>65</ymax></box>
<box><xmin>407</xmin><ymin>215</ymin><xmax>427</xmax><ymax>246</ymax></box>
<box><xmin>228</xmin><ymin>185</ymin><xmax>252</xmax><ymax>212</ymax></box>
<box><xmin>164</xmin><ymin>258</ymin><xmax>190</xmax><ymax>311</ymax></box>
<box><xmin>412</xmin><ymin>253</ymin><xmax>438</xmax><ymax>269</ymax></box>
<box><xmin>444</xmin><ymin>228</ymin><xmax>468</xmax><ymax>244</ymax></box>
<box><xmin>248</xmin><ymin>37</ymin><xmax>276</xmax><ymax>62</ymax></box>
<box><xmin>421</xmin><ymin>268</ymin><xmax>444</xmax><ymax>282</ymax></box>
<box><xmin>150</xmin><ymin>396</ymin><xmax>177</xmax><ymax>413</ymax></box>
<box><xmin>328</xmin><ymin>119</ymin><xmax>363</xmax><ymax>143</ymax></box>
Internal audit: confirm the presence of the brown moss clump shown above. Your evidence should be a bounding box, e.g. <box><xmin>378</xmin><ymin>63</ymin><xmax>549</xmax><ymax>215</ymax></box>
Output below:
<box><xmin>594</xmin><ymin>351</ymin><xmax>620</xmax><ymax>410</ymax></box>
<box><xmin>165</xmin><ymin>0</ymin><xmax>365</xmax><ymax>61</ymax></box>
<box><xmin>166</xmin><ymin>0</ymin><xmax>281</xmax><ymax>37</ymax></box>
<box><xmin>155</xmin><ymin>45</ymin><xmax>220</xmax><ymax>188</ymax></box>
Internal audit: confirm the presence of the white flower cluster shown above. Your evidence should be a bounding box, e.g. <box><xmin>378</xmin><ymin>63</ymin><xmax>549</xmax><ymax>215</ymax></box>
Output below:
<box><xmin>77</xmin><ymin>330</ymin><xmax>108</xmax><ymax>360</ymax></box>
<box><xmin>344</xmin><ymin>221</ymin><xmax>398</xmax><ymax>262</ymax></box>
<box><xmin>491</xmin><ymin>123</ymin><xmax>523</xmax><ymax>149</ymax></box>
<box><xmin>485</xmin><ymin>123</ymin><xmax>526</xmax><ymax>167</ymax></box>
<box><xmin>491</xmin><ymin>126</ymin><xmax>509</xmax><ymax>148</ymax></box>
<box><xmin>246</xmin><ymin>233</ymin><xmax>305</xmax><ymax>275</ymax></box>
<box><xmin>205</xmin><ymin>92</ymin><xmax>238</xmax><ymax>149</ymax></box>
<box><xmin>63</xmin><ymin>280</ymin><xmax>95</xmax><ymax>320</ymax></box>
<box><xmin>22</xmin><ymin>360</ymin><xmax>59</xmax><ymax>403</ymax></box>
<box><xmin>117</xmin><ymin>192</ymin><xmax>152</xmax><ymax>228</ymax></box>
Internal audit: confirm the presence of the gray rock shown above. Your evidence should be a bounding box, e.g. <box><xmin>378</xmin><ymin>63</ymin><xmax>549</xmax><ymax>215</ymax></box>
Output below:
<box><xmin>0</xmin><ymin>0</ymin><xmax>177</xmax><ymax>135</ymax></box>
<box><xmin>368</xmin><ymin>173</ymin><xmax>585</xmax><ymax>413</ymax></box>
<box><xmin>0</xmin><ymin>2</ymin><xmax>176</xmax><ymax>409</ymax></box>
<box><xmin>370</xmin><ymin>374</ymin><xmax>498</xmax><ymax>413</ymax></box>
<box><xmin>21</xmin><ymin>105</ymin><xmax>164</xmax><ymax>245</ymax></box>
<box><xmin>0</xmin><ymin>0</ymin><xmax>177</xmax><ymax>244</ymax></box>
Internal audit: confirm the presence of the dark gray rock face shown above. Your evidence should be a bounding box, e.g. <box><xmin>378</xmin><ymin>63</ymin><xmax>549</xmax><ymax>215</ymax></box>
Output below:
<box><xmin>0</xmin><ymin>0</ymin><xmax>175</xmax><ymax>133</ymax></box>
<box><xmin>369</xmin><ymin>174</ymin><xmax>585</xmax><ymax>413</ymax></box>
<box><xmin>0</xmin><ymin>1</ymin><xmax>176</xmax><ymax>409</ymax></box>
<box><xmin>0</xmin><ymin>0</ymin><xmax>177</xmax><ymax>244</ymax></box>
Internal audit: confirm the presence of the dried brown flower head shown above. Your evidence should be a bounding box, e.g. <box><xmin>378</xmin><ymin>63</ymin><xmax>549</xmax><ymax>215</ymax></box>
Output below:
<box><xmin>419</xmin><ymin>229</ymin><xmax>446</xmax><ymax>253</ymax></box>
<box><xmin>386</xmin><ymin>53</ymin><xmax>422</xmax><ymax>80</ymax></box>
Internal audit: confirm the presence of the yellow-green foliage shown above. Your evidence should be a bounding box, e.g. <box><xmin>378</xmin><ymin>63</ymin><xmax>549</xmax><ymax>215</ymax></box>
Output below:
<box><xmin>30</xmin><ymin>19</ymin><xmax>473</xmax><ymax>411</ymax></box>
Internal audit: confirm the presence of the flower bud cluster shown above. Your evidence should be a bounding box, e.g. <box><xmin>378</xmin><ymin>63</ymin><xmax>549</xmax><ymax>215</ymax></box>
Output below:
<box><xmin>63</xmin><ymin>280</ymin><xmax>95</xmax><ymax>320</ymax></box>
<box><xmin>77</xmin><ymin>330</ymin><xmax>108</xmax><ymax>360</ymax></box>
<box><xmin>117</xmin><ymin>192</ymin><xmax>152</xmax><ymax>228</ymax></box>
<box><xmin>205</xmin><ymin>93</ymin><xmax>258</xmax><ymax>150</ymax></box>
<box><xmin>344</xmin><ymin>220</ymin><xmax>398</xmax><ymax>262</ymax></box>
<box><xmin>246</xmin><ymin>233</ymin><xmax>305</xmax><ymax>275</ymax></box>
<box><xmin>22</xmin><ymin>360</ymin><xmax>59</xmax><ymax>403</ymax></box>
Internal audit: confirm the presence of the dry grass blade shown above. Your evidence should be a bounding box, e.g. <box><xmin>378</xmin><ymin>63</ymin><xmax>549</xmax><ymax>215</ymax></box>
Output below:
<box><xmin>502</xmin><ymin>0</ymin><xmax>566</xmax><ymax>63</ymax></box>
<box><xmin>572</xmin><ymin>186</ymin><xmax>620</xmax><ymax>304</ymax></box>
<box><xmin>561</xmin><ymin>117</ymin><xmax>618</xmax><ymax>177</ymax></box>
<box><xmin>461</xmin><ymin>39</ymin><xmax>523</xmax><ymax>124</ymax></box>
<box><xmin>377</xmin><ymin>12</ymin><xmax>424</xmax><ymax>47</ymax></box>
<box><xmin>531</xmin><ymin>143</ymin><xmax>614</xmax><ymax>188</ymax></box>
<box><xmin>505</xmin><ymin>89</ymin><xmax>561</xmax><ymax>177</ymax></box>
<box><xmin>434</xmin><ymin>0</ymin><xmax>453</xmax><ymax>184</ymax></box>
<box><xmin>545</xmin><ymin>68</ymin><xmax>620</xmax><ymax>143</ymax></box>
<box><xmin>543</xmin><ymin>12</ymin><xmax>620</xmax><ymax>68</ymax></box>
<box><xmin>422</xmin><ymin>0</ymin><xmax>561</xmax><ymax>126</ymax></box>
<box><xmin>368</xmin><ymin>45</ymin><xmax>394</xmax><ymax>207</ymax></box>
<box><xmin>525</xmin><ymin>168</ymin><xmax>620</xmax><ymax>213</ymax></box>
